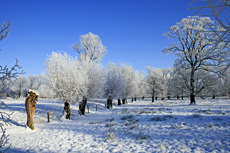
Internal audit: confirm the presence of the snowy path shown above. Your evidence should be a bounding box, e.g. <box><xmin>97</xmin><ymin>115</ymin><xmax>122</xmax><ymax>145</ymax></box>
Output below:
<box><xmin>1</xmin><ymin>98</ymin><xmax>230</xmax><ymax>152</ymax></box>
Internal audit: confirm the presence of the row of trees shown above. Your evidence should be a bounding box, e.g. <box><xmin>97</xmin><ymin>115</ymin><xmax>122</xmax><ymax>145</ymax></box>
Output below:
<box><xmin>5</xmin><ymin>60</ymin><xmax>230</xmax><ymax>103</ymax></box>
<box><xmin>0</xmin><ymin>74</ymin><xmax>52</xmax><ymax>98</ymax></box>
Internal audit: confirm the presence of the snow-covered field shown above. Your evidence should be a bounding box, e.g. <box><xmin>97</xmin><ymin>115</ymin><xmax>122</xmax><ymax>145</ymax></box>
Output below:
<box><xmin>1</xmin><ymin>97</ymin><xmax>230</xmax><ymax>153</ymax></box>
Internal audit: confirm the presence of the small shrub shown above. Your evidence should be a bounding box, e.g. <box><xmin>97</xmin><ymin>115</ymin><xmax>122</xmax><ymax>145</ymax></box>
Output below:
<box><xmin>207</xmin><ymin>122</ymin><xmax>216</xmax><ymax>128</ymax></box>
<box><xmin>136</xmin><ymin>133</ymin><xmax>150</xmax><ymax>140</ymax></box>
<box><xmin>132</xmin><ymin>119</ymin><xmax>139</xmax><ymax>124</ymax></box>
<box><xmin>219</xmin><ymin>110</ymin><xmax>226</xmax><ymax>115</ymax></box>
<box><xmin>199</xmin><ymin>110</ymin><xmax>214</xmax><ymax>115</ymax></box>
<box><xmin>171</xmin><ymin>124</ymin><xmax>181</xmax><ymax>129</ymax></box>
<box><xmin>139</xmin><ymin>110</ymin><xmax>151</xmax><ymax>114</ymax></box>
<box><xmin>105</xmin><ymin>118</ymin><xmax>114</xmax><ymax>122</ymax></box>
<box><xmin>204</xmin><ymin>111</ymin><xmax>214</xmax><ymax>115</ymax></box>
<box><xmin>89</xmin><ymin>121</ymin><xmax>102</xmax><ymax>124</ymax></box>
<box><xmin>105</xmin><ymin>132</ymin><xmax>116</xmax><ymax>142</ymax></box>
<box><xmin>130</xmin><ymin>124</ymin><xmax>138</xmax><ymax>130</ymax></box>
<box><xmin>105</xmin><ymin>122</ymin><xmax>117</xmax><ymax>127</ymax></box>
<box><xmin>124</xmin><ymin>120</ymin><xmax>129</xmax><ymax>126</ymax></box>
<box><xmin>112</xmin><ymin>110</ymin><xmax>121</xmax><ymax>114</ymax></box>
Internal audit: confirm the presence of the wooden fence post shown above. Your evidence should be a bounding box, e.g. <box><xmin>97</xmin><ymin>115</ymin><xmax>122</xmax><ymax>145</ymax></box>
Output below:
<box><xmin>47</xmin><ymin>112</ymin><xmax>50</xmax><ymax>122</ymax></box>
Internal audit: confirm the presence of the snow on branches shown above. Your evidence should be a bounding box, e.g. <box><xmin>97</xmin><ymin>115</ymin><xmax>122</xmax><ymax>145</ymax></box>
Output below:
<box><xmin>71</xmin><ymin>32</ymin><xmax>107</xmax><ymax>63</ymax></box>
<box><xmin>45</xmin><ymin>51</ymin><xmax>88</xmax><ymax>103</ymax></box>
<box><xmin>163</xmin><ymin>16</ymin><xmax>230</xmax><ymax>103</ymax></box>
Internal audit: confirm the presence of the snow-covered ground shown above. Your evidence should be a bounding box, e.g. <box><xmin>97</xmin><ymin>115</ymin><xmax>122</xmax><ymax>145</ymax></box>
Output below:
<box><xmin>1</xmin><ymin>97</ymin><xmax>230</xmax><ymax>153</ymax></box>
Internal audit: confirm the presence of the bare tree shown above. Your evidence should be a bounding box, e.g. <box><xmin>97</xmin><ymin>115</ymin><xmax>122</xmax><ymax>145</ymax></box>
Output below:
<box><xmin>0</xmin><ymin>20</ymin><xmax>24</xmax><ymax>152</ymax></box>
<box><xmin>163</xmin><ymin>16</ymin><xmax>230</xmax><ymax>103</ymax></box>
<box><xmin>0</xmin><ymin>20</ymin><xmax>11</xmax><ymax>43</ymax></box>
<box><xmin>190</xmin><ymin>0</ymin><xmax>229</xmax><ymax>44</ymax></box>
<box><xmin>190</xmin><ymin>0</ymin><xmax>230</xmax><ymax>76</ymax></box>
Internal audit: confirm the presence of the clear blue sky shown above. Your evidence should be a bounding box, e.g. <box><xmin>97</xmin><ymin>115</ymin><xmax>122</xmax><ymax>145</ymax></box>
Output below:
<box><xmin>0</xmin><ymin>0</ymin><xmax>203</xmax><ymax>77</ymax></box>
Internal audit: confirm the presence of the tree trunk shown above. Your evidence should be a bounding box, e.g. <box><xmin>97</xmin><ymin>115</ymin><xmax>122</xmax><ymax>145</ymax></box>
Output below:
<box><xmin>122</xmin><ymin>99</ymin><xmax>125</xmax><ymax>104</ymax></box>
<box><xmin>79</xmin><ymin>97</ymin><xmax>87</xmax><ymax>115</ymax></box>
<box><xmin>155</xmin><ymin>97</ymin><xmax>158</xmax><ymax>100</ymax></box>
<box><xmin>118</xmin><ymin>99</ymin><xmax>121</xmax><ymax>105</ymax></box>
<box><xmin>107</xmin><ymin>96</ymin><xmax>112</xmax><ymax>109</ymax></box>
<box><xmin>190</xmin><ymin>94</ymin><xmax>195</xmax><ymax>104</ymax></box>
<box><xmin>168</xmin><ymin>96</ymin><xmax>170</xmax><ymax>100</ymax></box>
<box><xmin>63</xmin><ymin>101</ymin><xmax>71</xmax><ymax>119</ymax></box>
<box><xmin>152</xmin><ymin>96</ymin><xmax>154</xmax><ymax>102</ymax></box>
<box><xmin>212</xmin><ymin>95</ymin><xmax>215</xmax><ymax>99</ymax></box>
<box><xmin>177</xmin><ymin>95</ymin><xmax>179</xmax><ymax>100</ymax></box>
<box><xmin>190</xmin><ymin>69</ymin><xmax>196</xmax><ymax>104</ymax></box>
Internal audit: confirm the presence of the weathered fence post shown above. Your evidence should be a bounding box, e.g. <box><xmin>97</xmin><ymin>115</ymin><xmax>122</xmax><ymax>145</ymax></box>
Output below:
<box><xmin>47</xmin><ymin>112</ymin><xmax>50</xmax><ymax>122</ymax></box>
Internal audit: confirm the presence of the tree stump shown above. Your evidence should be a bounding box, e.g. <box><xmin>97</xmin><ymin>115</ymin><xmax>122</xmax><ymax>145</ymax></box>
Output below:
<box><xmin>25</xmin><ymin>90</ymin><xmax>39</xmax><ymax>130</ymax></box>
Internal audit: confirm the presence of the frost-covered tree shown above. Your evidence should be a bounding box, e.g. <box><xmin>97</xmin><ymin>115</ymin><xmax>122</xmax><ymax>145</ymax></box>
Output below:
<box><xmin>71</xmin><ymin>32</ymin><xmax>107</xmax><ymax>63</ymax></box>
<box><xmin>171</xmin><ymin>69</ymin><xmax>189</xmax><ymax>99</ymax></box>
<box><xmin>71</xmin><ymin>32</ymin><xmax>107</xmax><ymax>114</ymax></box>
<box><xmin>105</xmin><ymin>62</ymin><xmax>125</xmax><ymax>100</ymax></box>
<box><xmin>190</xmin><ymin>0</ymin><xmax>230</xmax><ymax>77</ymax></box>
<box><xmin>159</xmin><ymin>68</ymin><xmax>171</xmax><ymax>100</ymax></box>
<box><xmin>81</xmin><ymin>59</ymin><xmax>106</xmax><ymax>99</ymax></box>
<box><xmin>146</xmin><ymin>67</ymin><xmax>161</xmax><ymax>102</ymax></box>
<box><xmin>135</xmin><ymin>72</ymin><xmax>148</xmax><ymax>99</ymax></box>
<box><xmin>27</xmin><ymin>74</ymin><xmax>45</xmax><ymax>91</ymax></box>
<box><xmin>12</xmin><ymin>76</ymin><xmax>27</xmax><ymax>98</ymax></box>
<box><xmin>120</xmin><ymin>63</ymin><xmax>138</xmax><ymax>100</ymax></box>
<box><xmin>45</xmin><ymin>51</ymin><xmax>88</xmax><ymax>113</ymax></box>
<box><xmin>190</xmin><ymin>0</ymin><xmax>230</xmax><ymax>45</ymax></box>
<box><xmin>201</xmin><ymin>73</ymin><xmax>223</xmax><ymax>98</ymax></box>
<box><xmin>163</xmin><ymin>16</ymin><xmax>230</xmax><ymax>103</ymax></box>
<box><xmin>27</xmin><ymin>75</ymin><xmax>37</xmax><ymax>90</ymax></box>
<box><xmin>222</xmin><ymin>68</ymin><xmax>230</xmax><ymax>96</ymax></box>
